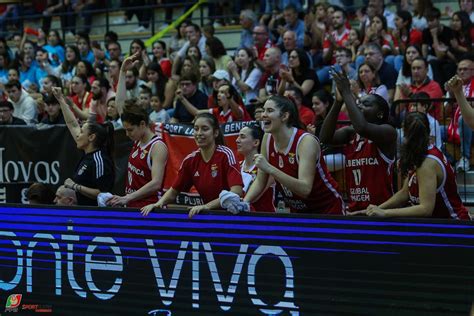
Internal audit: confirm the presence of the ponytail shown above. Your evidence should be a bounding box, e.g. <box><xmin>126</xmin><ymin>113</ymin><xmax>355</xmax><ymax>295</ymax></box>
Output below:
<box><xmin>400</xmin><ymin>112</ymin><xmax>430</xmax><ymax>177</ymax></box>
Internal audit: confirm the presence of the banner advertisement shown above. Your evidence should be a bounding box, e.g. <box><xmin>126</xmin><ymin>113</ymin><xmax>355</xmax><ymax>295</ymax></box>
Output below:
<box><xmin>0</xmin><ymin>122</ymin><xmax>256</xmax><ymax>203</ymax></box>
<box><xmin>0</xmin><ymin>205</ymin><xmax>473</xmax><ymax>315</ymax></box>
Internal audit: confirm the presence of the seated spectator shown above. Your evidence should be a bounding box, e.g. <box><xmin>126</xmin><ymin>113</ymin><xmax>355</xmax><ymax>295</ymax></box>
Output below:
<box><xmin>151</xmin><ymin>40</ymin><xmax>171</xmax><ymax>78</ymax></box>
<box><xmin>26</xmin><ymin>182</ymin><xmax>55</xmax><ymax>205</ymax></box>
<box><xmin>169</xmin><ymin>20</ymin><xmax>190</xmax><ymax>61</ymax></box>
<box><xmin>364</xmin><ymin>14</ymin><xmax>399</xmax><ymax>60</ymax></box>
<box><xmin>43</xmin><ymin>30</ymin><xmax>65</xmax><ymax>67</ymax></box>
<box><xmin>56</xmin><ymin>45</ymin><xmax>80</xmax><ymax>84</ymax></box>
<box><xmin>227</xmin><ymin>47</ymin><xmax>262</xmax><ymax>105</ymax></box>
<box><xmin>363</xmin><ymin>43</ymin><xmax>397</xmax><ymax>100</ymax></box>
<box><xmin>422</xmin><ymin>7</ymin><xmax>456</xmax><ymax>87</ymax></box>
<box><xmin>106</xmin><ymin>41</ymin><xmax>122</xmax><ymax>63</ymax></box>
<box><xmin>258</xmin><ymin>47</ymin><xmax>281</xmax><ymax>101</ymax></box>
<box><xmin>207</xmin><ymin>69</ymin><xmax>230</xmax><ymax>108</ymax></box>
<box><xmin>352</xmin><ymin>62</ymin><xmax>389</xmax><ymax>102</ymax></box>
<box><xmin>0</xmin><ymin>100</ymin><xmax>26</xmax><ymax>125</ymax></box>
<box><xmin>107</xmin><ymin>59</ymin><xmax>121</xmax><ymax>92</ymax></box>
<box><xmin>198</xmin><ymin>57</ymin><xmax>215</xmax><ymax>97</ymax></box>
<box><xmin>398</xmin><ymin>57</ymin><xmax>443</xmax><ymax>120</ymax></box>
<box><xmin>252</xmin><ymin>25</ymin><xmax>273</xmax><ymax>63</ymax></box>
<box><xmin>106</xmin><ymin>97</ymin><xmax>123</xmax><ymax>130</ymax></box>
<box><xmin>5</xmin><ymin>80</ymin><xmax>37</xmax><ymax>124</ymax></box>
<box><xmin>90</xmin><ymin>78</ymin><xmax>115</xmax><ymax>123</ymax></box>
<box><xmin>406</xmin><ymin>92</ymin><xmax>442</xmax><ymax>149</ymax></box>
<box><xmin>332</xmin><ymin>47</ymin><xmax>357</xmax><ymax>93</ymax></box>
<box><xmin>149</xmin><ymin>94</ymin><xmax>170</xmax><ymax>124</ymax></box>
<box><xmin>206</xmin><ymin>37</ymin><xmax>231</xmax><ymax>71</ymax></box>
<box><xmin>458</xmin><ymin>0</ymin><xmax>474</xmax><ymax>23</ymax></box>
<box><xmin>7</xmin><ymin>67</ymin><xmax>19</xmax><ymax>82</ymax></box>
<box><xmin>280</xmin><ymin>30</ymin><xmax>298</xmax><ymax>66</ymax></box>
<box><xmin>278</xmin><ymin>48</ymin><xmax>320</xmax><ymax>107</ymax></box>
<box><xmin>41</xmin><ymin>94</ymin><xmax>65</xmax><ymax>125</ymax></box>
<box><xmin>76</xmin><ymin>32</ymin><xmax>95</xmax><ymax>64</ymax></box>
<box><xmin>185</xmin><ymin>45</ymin><xmax>202</xmax><ymax>62</ymax></box>
<box><xmin>138</xmin><ymin>85</ymin><xmax>152</xmax><ymax>112</ymax></box>
<box><xmin>351</xmin><ymin>112</ymin><xmax>468</xmax><ymax>219</ymax></box>
<box><xmin>125</xmin><ymin>67</ymin><xmax>145</xmax><ymax>100</ymax></box>
<box><xmin>54</xmin><ymin>185</ymin><xmax>77</xmax><ymax>206</ymax></box>
<box><xmin>77</xmin><ymin>60</ymin><xmax>96</xmax><ymax>85</ymax></box>
<box><xmin>40</xmin><ymin>74</ymin><xmax>62</xmax><ymax>96</ymax></box>
<box><xmin>69</xmin><ymin>74</ymin><xmax>92</xmax><ymax>120</ymax></box>
<box><xmin>171</xmin><ymin>72</ymin><xmax>208</xmax><ymax>123</ymax></box>
<box><xmin>395</xmin><ymin>45</ymin><xmax>434</xmax><ymax>101</ymax></box>
<box><xmin>284</xmin><ymin>86</ymin><xmax>314</xmax><ymax>128</ymax></box>
<box><xmin>144</xmin><ymin>62</ymin><xmax>173</xmax><ymax>111</ymax></box>
<box><xmin>18</xmin><ymin>51</ymin><xmax>39</xmax><ymax>92</ymax></box>
<box><xmin>238</xmin><ymin>9</ymin><xmax>257</xmax><ymax>49</ymax></box>
<box><xmin>448</xmin><ymin>11</ymin><xmax>473</xmax><ymax>62</ymax></box>
<box><xmin>275</xmin><ymin>4</ymin><xmax>305</xmax><ymax>48</ymax></box>
<box><xmin>393</xmin><ymin>10</ymin><xmax>423</xmax><ymax>71</ymax></box>
<box><xmin>412</xmin><ymin>0</ymin><xmax>431</xmax><ymax>31</ymax></box>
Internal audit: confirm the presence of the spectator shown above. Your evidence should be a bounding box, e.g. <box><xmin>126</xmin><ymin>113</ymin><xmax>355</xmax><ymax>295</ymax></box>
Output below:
<box><xmin>149</xmin><ymin>94</ymin><xmax>170</xmax><ymax>124</ymax></box>
<box><xmin>206</xmin><ymin>83</ymin><xmax>250</xmax><ymax>123</ymax></box>
<box><xmin>445</xmin><ymin>60</ymin><xmax>474</xmax><ymax>172</ymax></box>
<box><xmin>34</xmin><ymin>48</ymin><xmax>55</xmax><ymax>90</ymax></box>
<box><xmin>364</xmin><ymin>14</ymin><xmax>399</xmax><ymax>59</ymax></box>
<box><xmin>208</xmin><ymin>70</ymin><xmax>230</xmax><ymax>109</ymax></box>
<box><xmin>141</xmin><ymin>113</ymin><xmax>243</xmax><ymax>218</ymax></box>
<box><xmin>284</xmin><ymin>86</ymin><xmax>314</xmax><ymax>128</ymax></box>
<box><xmin>138</xmin><ymin>85</ymin><xmax>152</xmax><ymax>112</ymax></box>
<box><xmin>393</xmin><ymin>10</ymin><xmax>423</xmax><ymax>71</ymax></box>
<box><xmin>422</xmin><ymin>7</ymin><xmax>456</xmax><ymax>87</ymax></box>
<box><xmin>276</xmin><ymin>4</ymin><xmax>305</xmax><ymax>48</ymax></box>
<box><xmin>352</xmin><ymin>111</ymin><xmax>468</xmax><ymax>219</ymax></box>
<box><xmin>40</xmin><ymin>74</ymin><xmax>62</xmax><ymax>96</ymax></box>
<box><xmin>172</xmin><ymin>72</ymin><xmax>208</xmax><ymax>123</ymax></box>
<box><xmin>5</xmin><ymin>80</ymin><xmax>37</xmax><ymax>124</ymax></box>
<box><xmin>321</xmin><ymin>70</ymin><xmax>397</xmax><ymax>212</ymax></box>
<box><xmin>206</xmin><ymin>37</ymin><xmax>232</xmax><ymax>71</ymax></box>
<box><xmin>398</xmin><ymin>57</ymin><xmax>443</xmax><ymax>120</ymax></box>
<box><xmin>107</xmin><ymin>59</ymin><xmax>121</xmax><ymax>91</ymax></box>
<box><xmin>26</xmin><ymin>183</ymin><xmax>55</xmax><ymax>205</ymax></box>
<box><xmin>129</xmin><ymin>39</ymin><xmax>146</xmax><ymax>70</ymax></box>
<box><xmin>76</xmin><ymin>32</ymin><xmax>95</xmax><ymax>64</ymax></box>
<box><xmin>278</xmin><ymin>48</ymin><xmax>320</xmax><ymax>107</ymax></box>
<box><xmin>252</xmin><ymin>25</ymin><xmax>273</xmax><ymax>62</ymax></box>
<box><xmin>395</xmin><ymin>45</ymin><xmax>434</xmax><ymax>100</ymax></box>
<box><xmin>459</xmin><ymin>0</ymin><xmax>474</xmax><ymax>22</ymax></box>
<box><xmin>322</xmin><ymin>6</ymin><xmax>350</xmax><ymax>65</ymax></box>
<box><xmin>43</xmin><ymin>30</ymin><xmax>65</xmax><ymax>67</ymax></box>
<box><xmin>0</xmin><ymin>100</ymin><xmax>26</xmax><ymax>125</ymax></box>
<box><xmin>151</xmin><ymin>40</ymin><xmax>171</xmax><ymax>78</ymax></box>
<box><xmin>173</xmin><ymin>23</ymin><xmax>207</xmax><ymax>76</ymax></box>
<box><xmin>41</xmin><ymin>94</ymin><xmax>65</xmax><ymax>125</ymax></box>
<box><xmin>169</xmin><ymin>20</ymin><xmax>190</xmax><ymax>60</ymax></box>
<box><xmin>57</xmin><ymin>45</ymin><xmax>80</xmax><ymax>84</ymax></box>
<box><xmin>7</xmin><ymin>67</ymin><xmax>19</xmax><ymax>82</ymax></box>
<box><xmin>448</xmin><ymin>11</ymin><xmax>473</xmax><ymax>62</ymax></box>
<box><xmin>90</xmin><ymin>78</ymin><xmax>115</xmax><ymax>123</ymax></box>
<box><xmin>125</xmin><ymin>67</ymin><xmax>145</xmax><ymax>100</ymax></box>
<box><xmin>52</xmin><ymin>87</ymin><xmax>115</xmax><ymax>206</ymax></box>
<box><xmin>352</xmin><ymin>62</ymin><xmax>389</xmax><ymax>102</ymax></box>
<box><xmin>238</xmin><ymin>9</ymin><xmax>257</xmax><ymax>49</ymax></box>
<box><xmin>332</xmin><ymin>47</ymin><xmax>357</xmax><ymax>93</ymax></box>
<box><xmin>186</xmin><ymin>45</ymin><xmax>202</xmax><ymax>62</ymax></box>
<box><xmin>105</xmin><ymin>97</ymin><xmax>123</xmax><ymax>130</ymax></box>
<box><xmin>258</xmin><ymin>47</ymin><xmax>281</xmax><ymax>101</ymax></box>
<box><xmin>363</xmin><ymin>43</ymin><xmax>397</xmax><ymax>100</ymax></box>
<box><xmin>76</xmin><ymin>60</ymin><xmax>95</xmax><ymax>85</ymax></box>
<box><xmin>104</xmin><ymin>31</ymin><xmax>118</xmax><ymax>48</ymax></box>
<box><xmin>143</xmin><ymin>62</ymin><xmax>173</xmax><ymax>110</ymax></box>
<box><xmin>407</xmin><ymin>92</ymin><xmax>442</xmax><ymax>149</ymax></box>
<box><xmin>280</xmin><ymin>30</ymin><xmax>297</xmax><ymax>66</ymax></box>
<box><xmin>69</xmin><ymin>74</ymin><xmax>92</xmax><ymax>120</ymax></box>
<box><xmin>198</xmin><ymin>56</ymin><xmax>215</xmax><ymax>97</ymax></box>
<box><xmin>412</xmin><ymin>0</ymin><xmax>432</xmax><ymax>31</ymax></box>
<box><xmin>227</xmin><ymin>47</ymin><xmax>262</xmax><ymax>105</ymax></box>
<box><xmin>18</xmin><ymin>51</ymin><xmax>39</xmax><ymax>92</ymax></box>
<box><xmin>54</xmin><ymin>185</ymin><xmax>77</xmax><ymax>206</ymax></box>
<box><xmin>347</xmin><ymin>28</ymin><xmax>363</xmax><ymax>63</ymax></box>
<box><xmin>106</xmin><ymin>41</ymin><xmax>122</xmax><ymax>62</ymax></box>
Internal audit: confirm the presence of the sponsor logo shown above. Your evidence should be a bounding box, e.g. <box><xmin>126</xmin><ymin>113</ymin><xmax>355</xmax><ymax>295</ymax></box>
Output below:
<box><xmin>194</xmin><ymin>171</ymin><xmax>200</xmax><ymax>177</ymax></box>
<box><xmin>5</xmin><ymin>294</ymin><xmax>22</xmax><ymax>309</ymax></box>
<box><xmin>288</xmin><ymin>153</ymin><xmax>295</xmax><ymax>164</ymax></box>
<box><xmin>211</xmin><ymin>164</ymin><xmax>218</xmax><ymax>178</ymax></box>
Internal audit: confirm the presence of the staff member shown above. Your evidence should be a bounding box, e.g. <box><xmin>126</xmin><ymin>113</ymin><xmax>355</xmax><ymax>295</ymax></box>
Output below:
<box><xmin>52</xmin><ymin>87</ymin><xmax>115</xmax><ymax>206</ymax></box>
<box><xmin>141</xmin><ymin>113</ymin><xmax>243</xmax><ymax>218</ymax></box>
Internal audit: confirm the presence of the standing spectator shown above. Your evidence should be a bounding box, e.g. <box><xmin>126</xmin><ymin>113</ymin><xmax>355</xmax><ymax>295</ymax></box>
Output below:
<box><xmin>169</xmin><ymin>20</ymin><xmax>190</xmax><ymax>60</ymax></box>
<box><xmin>238</xmin><ymin>9</ymin><xmax>257</xmax><ymax>49</ymax></box>
<box><xmin>228</xmin><ymin>47</ymin><xmax>262</xmax><ymax>105</ymax></box>
<box><xmin>5</xmin><ymin>80</ymin><xmax>37</xmax><ymax>124</ymax></box>
<box><xmin>0</xmin><ymin>100</ymin><xmax>26</xmax><ymax>125</ymax></box>
<box><xmin>171</xmin><ymin>72</ymin><xmax>208</xmax><ymax>123</ymax></box>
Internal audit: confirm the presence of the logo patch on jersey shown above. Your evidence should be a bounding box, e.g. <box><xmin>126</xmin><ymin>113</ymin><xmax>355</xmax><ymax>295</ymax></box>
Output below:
<box><xmin>211</xmin><ymin>164</ymin><xmax>218</xmax><ymax>178</ymax></box>
<box><xmin>131</xmin><ymin>149</ymin><xmax>139</xmax><ymax>158</ymax></box>
<box><xmin>278</xmin><ymin>156</ymin><xmax>284</xmax><ymax>168</ymax></box>
<box><xmin>140</xmin><ymin>149</ymin><xmax>148</xmax><ymax>160</ymax></box>
<box><xmin>194</xmin><ymin>171</ymin><xmax>200</xmax><ymax>177</ymax></box>
<box><xmin>288</xmin><ymin>153</ymin><xmax>295</xmax><ymax>164</ymax></box>
<box><xmin>78</xmin><ymin>164</ymin><xmax>87</xmax><ymax>175</ymax></box>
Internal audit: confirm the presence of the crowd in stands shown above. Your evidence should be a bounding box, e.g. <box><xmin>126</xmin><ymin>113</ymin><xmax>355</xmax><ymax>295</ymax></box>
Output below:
<box><xmin>2</xmin><ymin>0</ymin><xmax>474</xmax><ymax>220</ymax></box>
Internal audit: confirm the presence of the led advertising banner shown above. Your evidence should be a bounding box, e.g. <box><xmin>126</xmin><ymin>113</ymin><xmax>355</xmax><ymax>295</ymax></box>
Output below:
<box><xmin>0</xmin><ymin>204</ymin><xmax>473</xmax><ymax>315</ymax></box>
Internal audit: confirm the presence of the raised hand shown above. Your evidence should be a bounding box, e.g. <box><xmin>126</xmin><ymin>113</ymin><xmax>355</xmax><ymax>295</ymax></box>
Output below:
<box><xmin>446</xmin><ymin>75</ymin><xmax>464</xmax><ymax>94</ymax></box>
<box><xmin>121</xmin><ymin>52</ymin><xmax>141</xmax><ymax>73</ymax></box>
<box><xmin>330</xmin><ymin>67</ymin><xmax>351</xmax><ymax>94</ymax></box>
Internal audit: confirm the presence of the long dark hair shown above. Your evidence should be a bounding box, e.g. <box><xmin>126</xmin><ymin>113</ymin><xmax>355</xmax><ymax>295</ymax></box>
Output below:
<box><xmin>396</xmin><ymin>10</ymin><xmax>413</xmax><ymax>46</ymax></box>
<box><xmin>268</xmin><ymin>95</ymin><xmax>303</xmax><ymax>129</ymax></box>
<box><xmin>206</xmin><ymin>37</ymin><xmax>227</xmax><ymax>59</ymax></box>
<box><xmin>290</xmin><ymin>48</ymin><xmax>310</xmax><ymax>75</ymax></box>
<box><xmin>62</xmin><ymin>45</ymin><xmax>80</xmax><ymax>74</ymax></box>
<box><xmin>246</xmin><ymin>123</ymin><xmax>264</xmax><ymax>152</ymax></box>
<box><xmin>88</xmin><ymin>121</ymin><xmax>115</xmax><ymax>160</ymax></box>
<box><xmin>146</xmin><ymin>62</ymin><xmax>167</xmax><ymax>102</ymax></box>
<box><xmin>401</xmin><ymin>44</ymin><xmax>423</xmax><ymax>78</ymax></box>
<box><xmin>357</xmin><ymin>62</ymin><xmax>380</xmax><ymax>90</ymax></box>
<box><xmin>453</xmin><ymin>11</ymin><xmax>472</xmax><ymax>49</ymax></box>
<box><xmin>194</xmin><ymin>113</ymin><xmax>225</xmax><ymax>146</ymax></box>
<box><xmin>400</xmin><ymin>112</ymin><xmax>430</xmax><ymax>177</ymax></box>
<box><xmin>236</xmin><ymin>47</ymin><xmax>256</xmax><ymax>81</ymax></box>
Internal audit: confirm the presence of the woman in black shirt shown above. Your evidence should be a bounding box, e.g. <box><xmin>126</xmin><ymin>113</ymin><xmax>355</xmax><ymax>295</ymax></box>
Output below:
<box><xmin>52</xmin><ymin>87</ymin><xmax>115</xmax><ymax>206</ymax></box>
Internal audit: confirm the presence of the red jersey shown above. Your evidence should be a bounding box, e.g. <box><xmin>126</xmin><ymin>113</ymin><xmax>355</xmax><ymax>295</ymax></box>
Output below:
<box><xmin>240</xmin><ymin>161</ymin><xmax>275</xmax><ymax>212</ymax></box>
<box><xmin>408</xmin><ymin>146</ymin><xmax>469</xmax><ymax>220</ymax></box>
<box><xmin>344</xmin><ymin>133</ymin><xmax>394</xmax><ymax>211</ymax></box>
<box><xmin>209</xmin><ymin>105</ymin><xmax>251</xmax><ymax>124</ymax></box>
<box><xmin>323</xmin><ymin>28</ymin><xmax>350</xmax><ymax>64</ymax></box>
<box><xmin>173</xmin><ymin>145</ymin><xmax>243</xmax><ymax>203</ymax></box>
<box><xmin>70</xmin><ymin>92</ymin><xmax>92</xmax><ymax>111</ymax></box>
<box><xmin>256</xmin><ymin>39</ymin><xmax>274</xmax><ymax>61</ymax></box>
<box><xmin>126</xmin><ymin>136</ymin><xmax>167</xmax><ymax>208</ymax></box>
<box><xmin>266</xmin><ymin>128</ymin><xmax>344</xmax><ymax>214</ymax></box>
